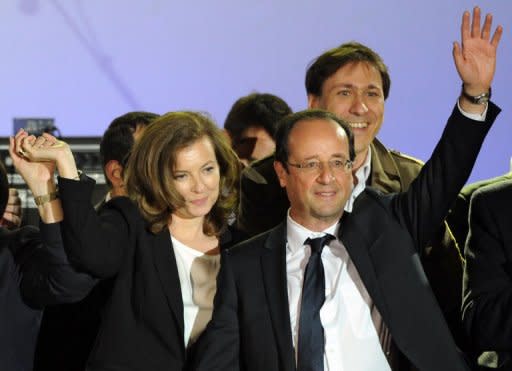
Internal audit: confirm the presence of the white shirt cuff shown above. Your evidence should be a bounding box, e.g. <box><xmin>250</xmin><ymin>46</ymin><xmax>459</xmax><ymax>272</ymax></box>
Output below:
<box><xmin>457</xmin><ymin>99</ymin><xmax>488</xmax><ymax>122</ymax></box>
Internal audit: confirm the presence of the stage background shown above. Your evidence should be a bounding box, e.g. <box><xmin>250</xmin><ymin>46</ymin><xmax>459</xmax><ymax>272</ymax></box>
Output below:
<box><xmin>1</xmin><ymin>0</ymin><xmax>510</xmax><ymax>183</ymax></box>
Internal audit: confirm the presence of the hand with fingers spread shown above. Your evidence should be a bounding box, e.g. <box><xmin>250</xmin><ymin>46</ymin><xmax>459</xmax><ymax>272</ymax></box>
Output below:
<box><xmin>453</xmin><ymin>6</ymin><xmax>503</xmax><ymax>97</ymax></box>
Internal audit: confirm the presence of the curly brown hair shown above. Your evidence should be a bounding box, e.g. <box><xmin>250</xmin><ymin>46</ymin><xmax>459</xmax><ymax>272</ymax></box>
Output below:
<box><xmin>124</xmin><ymin>111</ymin><xmax>240</xmax><ymax>235</ymax></box>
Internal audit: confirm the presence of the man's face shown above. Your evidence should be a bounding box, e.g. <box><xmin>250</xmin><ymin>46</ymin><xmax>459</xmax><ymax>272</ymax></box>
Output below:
<box><xmin>236</xmin><ymin>125</ymin><xmax>275</xmax><ymax>166</ymax></box>
<box><xmin>274</xmin><ymin>118</ymin><xmax>353</xmax><ymax>231</ymax></box>
<box><xmin>308</xmin><ymin>61</ymin><xmax>385</xmax><ymax>158</ymax></box>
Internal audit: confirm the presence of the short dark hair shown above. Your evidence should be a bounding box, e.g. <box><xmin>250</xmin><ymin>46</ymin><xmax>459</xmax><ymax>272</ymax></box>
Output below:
<box><xmin>125</xmin><ymin>111</ymin><xmax>240</xmax><ymax>235</ymax></box>
<box><xmin>108</xmin><ymin>111</ymin><xmax>160</xmax><ymax>130</ymax></box>
<box><xmin>305</xmin><ymin>41</ymin><xmax>391</xmax><ymax>100</ymax></box>
<box><xmin>100</xmin><ymin>125</ymin><xmax>134</xmax><ymax>187</ymax></box>
<box><xmin>100</xmin><ymin>125</ymin><xmax>135</xmax><ymax>167</ymax></box>
<box><xmin>0</xmin><ymin>161</ymin><xmax>9</xmax><ymax>217</ymax></box>
<box><xmin>101</xmin><ymin>111</ymin><xmax>159</xmax><ymax>187</ymax></box>
<box><xmin>224</xmin><ymin>92</ymin><xmax>292</xmax><ymax>146</ymax></box>
<box><xmin>274</xmin><ymin>109</ymin><xmax>355</xmax><ymax>171</ymax></box>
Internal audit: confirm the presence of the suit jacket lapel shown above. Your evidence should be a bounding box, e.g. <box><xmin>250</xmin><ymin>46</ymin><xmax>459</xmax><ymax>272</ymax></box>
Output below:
<box><xmin>261</xmin><ymin>222</ymin><xmax>296</xmax><ymax>371</ymax></box>
<box><xmin>338</xmin><ymin>201</ymin><xmax>390</xmax><ymax>320</ymax></box>
<box><xmin>152</xmin><ymin>228</ymin><xmax>185</xmax><ymax>343</ymax></box>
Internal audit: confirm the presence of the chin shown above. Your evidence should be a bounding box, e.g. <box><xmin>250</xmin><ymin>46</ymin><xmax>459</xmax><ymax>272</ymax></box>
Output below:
<box><xmin>312</xmin><ymin>208</ymin><xmax>342</xmax><ymax>221</ymax></box>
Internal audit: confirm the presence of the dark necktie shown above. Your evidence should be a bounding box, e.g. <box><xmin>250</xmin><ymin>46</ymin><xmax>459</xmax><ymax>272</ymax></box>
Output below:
<box><xmin>297</xmin><ymin>234</ymin><xmax>335</xmax><ymax>371</ymax></box>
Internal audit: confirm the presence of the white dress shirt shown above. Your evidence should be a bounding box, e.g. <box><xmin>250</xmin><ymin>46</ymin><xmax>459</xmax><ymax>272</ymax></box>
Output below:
<box><xmin>286</xmin><ymin>214</ymin><xmax>391</xmax><ymax>371</ymax></box>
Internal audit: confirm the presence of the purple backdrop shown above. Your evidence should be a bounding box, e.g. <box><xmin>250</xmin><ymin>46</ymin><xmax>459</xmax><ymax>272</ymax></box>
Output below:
<box><xmin>1</xmin><ymin>0</ymin><xmax>510</xmax><ymax>183</ymax></box>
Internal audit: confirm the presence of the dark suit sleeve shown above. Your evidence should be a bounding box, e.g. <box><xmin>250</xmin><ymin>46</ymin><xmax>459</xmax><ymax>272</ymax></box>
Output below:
<box><xmin>17</xmin><ymin>223</ymin><xmax>97</xmax><ymax>309</ymax></box>
<box><xmin>58</xmin><ymin>175</ymin><xmax>132</xmax><ymax>278</ymax></box>
<box><xmin>190</xmin><ymin>250</ymin><xmax>240</xmax><ymax>370</ymax></box>
<box><xmin>446</xmin><ymin>193</ymin><xmax>471</xmax><ymax>250</ymax></box>
<box><xmin>421</xmin><ymin>220</ymin><xmax>467</xmax><ymax>350</ymax></box>
<box><xmin>462</xmin><ymin>187</ymin><xmax>512</xmax><ymax>351</ymax></box>
<box><xmin>393</xmin><ymin>103</ymin><xmax>499</xmax><ymax>252</ymax></box>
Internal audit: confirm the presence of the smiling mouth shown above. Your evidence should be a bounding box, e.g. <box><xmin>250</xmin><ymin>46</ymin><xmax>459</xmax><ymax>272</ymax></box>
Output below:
<box><xmin>348</xmin><ymin>122</ymin><xmax>368</xmax><ymax>129</ymax></box>
<box><xmin>315</xmin><ymin>191</ymin><xmax>337</xmax><ymax>197</ymax></box>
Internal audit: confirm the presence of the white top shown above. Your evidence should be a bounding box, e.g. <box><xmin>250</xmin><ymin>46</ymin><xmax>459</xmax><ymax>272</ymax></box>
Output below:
<box><xmin>286</xmin><ymin>214</ymin><xmax>391</xmax><ymax>371</ymax></box>
<box><xmin>172</xmin><ymin>236</ymin><xmax>220</xmax><ymax>347</ymax></box>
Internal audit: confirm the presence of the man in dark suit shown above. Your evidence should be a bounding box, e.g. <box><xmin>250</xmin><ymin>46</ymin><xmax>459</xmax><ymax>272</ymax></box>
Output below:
<box><xmin>237</xmin><ymin>31</ymin><xmax>466</xmax><ymax>354</ymax></box>
<box><xmin>192</xmin><ymin>7</ymin><xmax>501</xmax><ymax>370</ymax></box>
<box><xmin>462</xmin><ymin>179</ymin><xmax>512</xmax><ymax>369</ymax></box>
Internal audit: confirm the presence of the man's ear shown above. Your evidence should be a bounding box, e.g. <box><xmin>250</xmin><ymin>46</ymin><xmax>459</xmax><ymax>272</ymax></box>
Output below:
<box><xmin>307</xmin><ymin>94</ymin><xmax>320</xmax><ymax>109</ymax></box>
<box><xmin>273</xmin><ymin>161</ymin><xmax>288</xmax><ymax>188</ymax></box>
<box><xmin>221</xmin><ymin>129</ymin><xmax>232</xmax><ymax>146</ymax></box>
<box><xmin>104</xmin><ymin>160</ymin><xmax>124</xmax><ymax>188</ymax></box>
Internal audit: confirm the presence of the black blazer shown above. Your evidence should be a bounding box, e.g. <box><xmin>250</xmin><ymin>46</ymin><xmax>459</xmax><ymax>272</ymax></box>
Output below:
<box><xmin>0</xmin><ymin>223</ymin><xmax>95</xmax><ymax>371</ymax></box>
<box><xmin>58</xmin><ymin>180</ymin><xmax>238</xmax><ymax>371</ymax></box>
<box><xmin>462</xmin><ymin>179</ymin><xmax>512</xmax><ymax>369</ymax></box>
<box><xmin>191</xmin><ymin>103</ymin><xmax>500</xmax><ymax>371</ymax></box>
<box><xmin>237</xmin><ymin>118</ymin><xmax>467</xmax><ymax>353</ymax></box>
<box><xmin>447</xmin><ymin>172</ymin><xmax>512</xmax><ymax>249</ymax></box>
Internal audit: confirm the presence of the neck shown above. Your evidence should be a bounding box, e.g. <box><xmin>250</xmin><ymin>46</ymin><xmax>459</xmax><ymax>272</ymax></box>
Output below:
<box><xmin>110</xmin><ymin>187</ymin><xmax>126</xmax><ymax>198</ymax></box>
<box><xmin>169</xmin><ymin>214</ymin><xmax>219</xmax><ymax>254</ymax></box>
<box><xmin>289</xmin><ymin>210</ymin><xmax>342</xmax><ymax>233</ymax></box>
<box><xmin>351</xmin><ymin>146</ymin><xmax>370</xmax><ymax>173</ymax></box>
<box><xmin>169</xmin><ymin>214</ymin><xmax>205</xmax><ymax>241</ymax></box>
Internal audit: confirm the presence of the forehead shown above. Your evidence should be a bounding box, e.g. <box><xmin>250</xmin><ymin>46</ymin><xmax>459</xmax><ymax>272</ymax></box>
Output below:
<box><xmin>174</xmin><ymin>136</ymin><xmax>216</xmax><ymax>164</ymax></box>
<box><xmin>323</xmin><ymin>61</ymin><xmax>383</xmax><ymax>90</ymax></box>
<box><xmin>288</xmin><ymin>118</ymin><xmax>349</xmax><ymax>158</ymax></box>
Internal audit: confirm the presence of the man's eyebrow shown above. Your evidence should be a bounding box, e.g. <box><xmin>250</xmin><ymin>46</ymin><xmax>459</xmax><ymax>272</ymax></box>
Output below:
<box><xmin>329</xmin><ymin>83</ymin><xmax>382</xmax><ymax>90</ymax></box>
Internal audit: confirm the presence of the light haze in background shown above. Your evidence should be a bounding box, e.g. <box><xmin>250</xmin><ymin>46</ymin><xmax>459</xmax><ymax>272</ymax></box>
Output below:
<box><xmin>1</xmin><ymin>0</ymin><xmax>510</xmax><ymax>182</ymax></box>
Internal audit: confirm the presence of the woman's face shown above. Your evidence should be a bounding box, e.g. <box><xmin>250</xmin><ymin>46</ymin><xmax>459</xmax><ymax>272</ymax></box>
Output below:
<box><xmin>171</xmin><ymin>136</ymin><xmax>220</xmax><ymax>220</ymax></box>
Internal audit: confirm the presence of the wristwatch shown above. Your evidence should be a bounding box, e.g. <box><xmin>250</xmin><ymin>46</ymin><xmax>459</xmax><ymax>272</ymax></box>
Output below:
<box><xmin>461</xmin><ymin>85</ymin><xmax>492</xmax><ymax>105</ymax></box>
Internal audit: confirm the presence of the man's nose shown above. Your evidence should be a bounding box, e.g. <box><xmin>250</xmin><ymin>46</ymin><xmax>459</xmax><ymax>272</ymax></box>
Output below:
<box><xmin>316</xmin><ymin>163</ymin><xmax>335</xmax><ymax>184</ymax></box>
<box><xmin>349</xmin><ymin>94</ymin><xmax>369</xmax><ymax>115</ymax></box>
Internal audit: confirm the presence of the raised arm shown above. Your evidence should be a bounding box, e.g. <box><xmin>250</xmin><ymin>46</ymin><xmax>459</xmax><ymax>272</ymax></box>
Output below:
<box><xmin>397</xmin><ymin>7</ymin><xmax>502</xmax><ymax>250</ymax></box>
<box><xmin>9</xmin><ymin>130</ymin><xmax>66</xmax><ymax>223</ymax></box>
<box><xmin>10</xmin><ymin>130</ymin><xmax>130</xmax><ymax>278</ymax></box>
<box><xmin>8</xmin><ymin>132</ymin><xmax>96</xmax><ymax>306</ymax></box>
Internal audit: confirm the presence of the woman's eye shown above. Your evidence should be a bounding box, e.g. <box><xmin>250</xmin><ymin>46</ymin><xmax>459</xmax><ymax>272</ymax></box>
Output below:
<box><xmin>174</xmin><ymin>173</ymin><xmax>187</xmax><ymax>180</ymax></box>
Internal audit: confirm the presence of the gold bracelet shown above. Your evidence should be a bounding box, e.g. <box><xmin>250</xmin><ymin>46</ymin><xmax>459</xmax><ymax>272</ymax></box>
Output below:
<box><xmin>34</xmin><ymin>190</ymin><xmax>59</xmax><ymax>206</ymax></box>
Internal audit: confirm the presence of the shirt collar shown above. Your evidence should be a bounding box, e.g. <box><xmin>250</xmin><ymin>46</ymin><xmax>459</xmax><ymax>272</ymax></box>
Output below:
<box><xmin>286</xmin><ymin>209</ymin><xmax>339</xmax><ymax>254</ymax></box>
<box><xmin>344</xmin><ymin>146</ymin><xmax>372</xmax><ymax>213</ymax></box>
